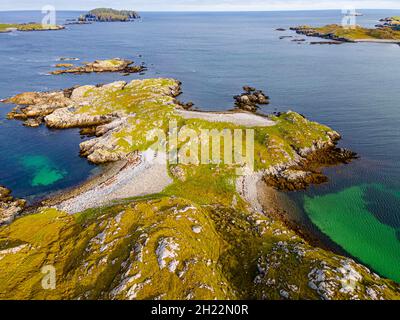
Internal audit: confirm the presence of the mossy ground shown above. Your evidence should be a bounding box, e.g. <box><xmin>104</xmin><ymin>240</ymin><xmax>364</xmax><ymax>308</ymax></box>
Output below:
<box><xmin>1</xmin><ymin>78</ymin><xmax>399</xmax><ymax>300</ymax></box>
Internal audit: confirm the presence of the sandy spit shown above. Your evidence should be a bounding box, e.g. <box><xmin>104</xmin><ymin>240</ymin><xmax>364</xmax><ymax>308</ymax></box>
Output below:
<box><xmin>176</xmin><ymin>110</ymin><xmax>275</xmax><ymax>127</ymax></box>
<box><xmin>48</xmin><ymin>150</ymin><xmax>172</xmax><ymax>214</ymax></box>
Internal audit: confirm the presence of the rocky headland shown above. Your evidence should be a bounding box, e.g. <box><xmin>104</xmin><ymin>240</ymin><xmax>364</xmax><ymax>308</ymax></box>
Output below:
<box><xmin>50</xmin><ymin>58</ymin><xmax>145</xmax><ymax>75</ymax></box>
<box><xmin>0</xmin><ymin>78</ymin><xmax>399</xmax><ymax>300</ymax></box>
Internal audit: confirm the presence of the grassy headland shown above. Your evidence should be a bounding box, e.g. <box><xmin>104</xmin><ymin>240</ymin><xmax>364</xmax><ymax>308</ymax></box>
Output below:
<box><xmin>0</xmin><ymin>78</ymin><xmax>399</xmax><ymax>300</ymax></box>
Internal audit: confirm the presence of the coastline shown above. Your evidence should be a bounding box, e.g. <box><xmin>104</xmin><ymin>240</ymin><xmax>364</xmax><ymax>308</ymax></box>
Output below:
<box><xmin>1</xmin><ymin>77</ymin><xmax>400</xmax><ymax>299</ymax></box>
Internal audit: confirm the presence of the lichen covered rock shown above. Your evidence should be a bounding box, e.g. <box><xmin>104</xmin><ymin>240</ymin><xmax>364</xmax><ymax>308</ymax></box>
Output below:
<box><xmin>0</xmin><ymin>186</ymin><xmax>26</xmax><ymax>226</ymax></box>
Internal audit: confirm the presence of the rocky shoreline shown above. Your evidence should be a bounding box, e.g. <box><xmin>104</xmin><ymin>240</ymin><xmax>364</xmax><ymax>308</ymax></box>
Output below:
<box><xmin>263</xmin><ymin>143</ymin><xmax>357</xmax><ymax>191</ymax></box>
<box><xmin>289</xmin><ymin>26</ymin><xmax>355</xmax><ymax>43</ymax></box>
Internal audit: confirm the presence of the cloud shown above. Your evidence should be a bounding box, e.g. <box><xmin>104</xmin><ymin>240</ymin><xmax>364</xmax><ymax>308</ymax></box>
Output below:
<box><xmin>1</xmin><ymin>0</ymin><xmax>400</xmax><ymax>11</ymax></box>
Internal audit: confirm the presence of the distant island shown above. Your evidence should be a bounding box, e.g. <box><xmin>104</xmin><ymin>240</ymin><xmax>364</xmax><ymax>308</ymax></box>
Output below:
<box><xmin>290</xmin><ymin>22</ymin><xmax>400</xmax><ymax>43</ymax></box>
<box><xmin>0</xmin><ymin>23</ymin><xmax>64</xmax><ymax>33</ymax></box>
<box><xmin>50</xmin><ymin>58</ymin><xmax>145</xmax><ymax>76</ymax></box>
<box><xmin>78</xmin><ymin>8</ymin><xmax>140</xmax><ymax>22</ymax></box>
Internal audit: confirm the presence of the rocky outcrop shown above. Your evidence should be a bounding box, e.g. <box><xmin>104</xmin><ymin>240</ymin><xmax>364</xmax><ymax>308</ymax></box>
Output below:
<box><xmin>377</xmin><ymin>17</ymin><xmax>400</xmax><ymax>29</ymax></box>
<box><xmin>3</xmin><ymin>91</ymin><xmax>72</xmax><ymax>126</ymax></box>
<box><xmin>254</xmin><ymin>240</ymin><xmax>399</xmax><ymax>300</ymax></box>
<box><xmin>45</xmin><ymin>108</ymin><xmax>118</xmax><ymax>129</ymax></box>
<box><xmin>55</xmin><ymin>63</ymin><xmax>74</xmax><ymax>68</ymax></box>
<box><xmin>50</xmin><ymin>58</ymin><xmax>145</xmax><ymax>75</ymax></box>
<box><xmin>233</xmin><ymin>86</ymin><xmax>269</xmax><ymax>112</ymax></box>
<box><xmin>264</xmin><ymin>133</ymin><xmax>357</xmax><ymax>191</ymax></box>
<box><xmin>310</xmin><ymin>41</ymin><xmax>342</xmax><ymax>45</ymax></box>
<box><xmin>58</xmin><ymin>57</ymin><xmax>80</xmax><ymax>61</ymax></box>
<box><xmin>0</xmin><ymin>186</ymin><xmax>26</xmax><ymax>225</ymax></box>
<box><xmin>2</xmin><ymin>79</ymin><xmax>182</xmax><ymax>163</ymax></box>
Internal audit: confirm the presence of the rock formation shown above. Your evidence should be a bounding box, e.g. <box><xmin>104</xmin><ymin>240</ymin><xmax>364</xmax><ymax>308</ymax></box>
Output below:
<box><xmin>50</xmin><ymin>58</ymin><xmax>145</xmax><ymax>75</ymax></box>
<box><xmin>377</xmin><ymin>17</ymin><xmax>400</xmax><ymax>29</ymax></box>
<box><xmin>233</xmin><ymin>86</ymin><xmax>269</xmax><ymax>112</ymax></box>
<box><xmin>0</xmin><ymin>186</ymin><xmax>26</xmax><ymax>225</ymax></box>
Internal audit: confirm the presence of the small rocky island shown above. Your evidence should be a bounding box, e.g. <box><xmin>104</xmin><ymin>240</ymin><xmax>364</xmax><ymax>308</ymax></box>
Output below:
<box><xmin>1</xmin><ymin>78</ymin><xmax>399</xmax><ymax>300</ymax></box>
<box><xmin>377</xmin><ymin>16</ymin><xmax>400</xmax><ymax>29</ymax></box>
<box><xmin>290</xmin><ymin>21</ymin><xmax>400</xmax><ymax>43</ymax></box>
<box><xmin>234</xmin><ymin>86</ymin><xmax>269</xmax><ymax>112</ymax></box>
<box><xmin>50</xmin><ymin>58</ymin><xmax>145</xmax><ymax>75</ymax></box>
<box><xmin>0</xmin><ymin>23</ymin><xmax>64</xmax><ymax>33</ymax></box>
<box><xmin>78</xmin><ymin>8</ymin><xmax>140</xmax><ymax>22</ymax></box>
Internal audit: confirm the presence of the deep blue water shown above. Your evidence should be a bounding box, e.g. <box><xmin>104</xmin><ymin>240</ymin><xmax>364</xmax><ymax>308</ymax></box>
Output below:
<box><xmin>1</xmin><ymin>10</ymin><xmax>400</xmax><ymax>280</ymax></box>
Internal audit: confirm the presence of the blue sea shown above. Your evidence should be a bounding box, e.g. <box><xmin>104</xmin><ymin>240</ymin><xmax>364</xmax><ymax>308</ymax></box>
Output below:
<box><xmin>1</xmin><ymin>10</ymin><xmax>400</xmax><ymax>281</ymax></box>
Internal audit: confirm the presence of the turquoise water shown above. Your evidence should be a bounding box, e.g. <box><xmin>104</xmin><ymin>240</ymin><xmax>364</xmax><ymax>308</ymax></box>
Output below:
<box><xmin>304</xmin><ymin>184</ymin><xmax>400</xmax><ymax>282</ymax></box>
<box><xmin>19</xmin><ymin>155</ymin><xmax>67</xmax><ymax>187</ymax></box>
<box><xmin>1</xmin><ymin>10</ymin><xmax>400</xmax><ymax>281</ymax></box>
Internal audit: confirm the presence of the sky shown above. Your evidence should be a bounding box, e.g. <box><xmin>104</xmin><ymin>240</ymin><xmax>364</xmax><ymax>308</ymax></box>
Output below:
<box><xmin>1</xmin><ymin>0</ymin><xmax>400</xmax><ymax>11</ymax></box>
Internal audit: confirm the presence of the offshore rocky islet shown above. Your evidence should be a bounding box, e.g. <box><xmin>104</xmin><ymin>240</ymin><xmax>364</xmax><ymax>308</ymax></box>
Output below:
<box><xmin>50</xmin><ymin>58</ymin><xmax>146</xmax><ymax>75</ymax></box>
<box><xmin>0</xmin><ymin>78</ymin><xmax>399</xmax><ymax>299</ymax></box>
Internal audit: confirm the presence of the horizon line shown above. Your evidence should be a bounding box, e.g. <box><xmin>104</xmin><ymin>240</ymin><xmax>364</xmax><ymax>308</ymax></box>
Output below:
<box><xmin>1</xmin><ymin>8</ymin><xmax>400</xmax><ymax>12</ymax></box>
